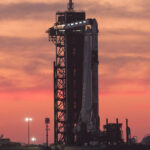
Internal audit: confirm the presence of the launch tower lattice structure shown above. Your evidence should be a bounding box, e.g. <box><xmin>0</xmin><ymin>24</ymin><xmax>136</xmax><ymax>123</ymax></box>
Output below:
<box><xmin>53</xmin><ymin>30</ymin><xmax>66</xmax><ymax>144</ymax></box>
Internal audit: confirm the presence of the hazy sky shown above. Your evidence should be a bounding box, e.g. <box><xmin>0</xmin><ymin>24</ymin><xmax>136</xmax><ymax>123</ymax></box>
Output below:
<box><xmin>0</xmin><ymin>0</ymin><xmax>150</xmax><ymax>144</ymax></box>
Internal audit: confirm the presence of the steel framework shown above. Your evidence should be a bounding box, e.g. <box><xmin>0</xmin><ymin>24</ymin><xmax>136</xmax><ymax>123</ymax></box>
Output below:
<box><xmin>52</xmin><ymin>34</ymin><xmax>66</xmax><ymax>144</ymax></box>
<box><xmin>48</xmin><ymin>10</ymin><xmax>86</xmax><ymax>144</ymax></box>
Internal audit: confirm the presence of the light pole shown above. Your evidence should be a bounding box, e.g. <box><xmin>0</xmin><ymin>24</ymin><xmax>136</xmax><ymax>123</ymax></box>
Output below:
<box><xmin>45</xmin><ymin>118</ymin><xmax>50</xmax><ymax>147</ymax></box>
<box><xmin>25</xmin><ymin>117</ymin><xmax>32</xmax><ymax>145</ymax></box>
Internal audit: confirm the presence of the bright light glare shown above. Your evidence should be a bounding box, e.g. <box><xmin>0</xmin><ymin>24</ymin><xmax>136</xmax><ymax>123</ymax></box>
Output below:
<box><xmin>31</xmin><ymin>137</ymin><xmax>36</xmax><ymax>142</ymax></box>
<box><xmin>25</xmin><ymin>117</ymin><xmax>32</xmax><ymax>122</ymax></box>
<box><xmin>60</xmin><ymin>25</ymin><xmax>65</xmax><ymax>27</ymax></box>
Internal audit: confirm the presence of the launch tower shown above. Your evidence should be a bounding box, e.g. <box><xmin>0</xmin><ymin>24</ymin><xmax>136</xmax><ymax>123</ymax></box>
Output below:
<box><xmin>47</xmin><ymin>0</ymin><xmax>100</xmax><ymax>145</ymax></box>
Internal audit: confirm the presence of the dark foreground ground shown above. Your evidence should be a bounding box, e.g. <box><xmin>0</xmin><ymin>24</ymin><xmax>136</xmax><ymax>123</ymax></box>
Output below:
<box><xmin>0</xmin><ymin>144</ymin><xmax>150</xmax><ymax>150</ymax></box>
<box><xmin>0</xmin><ymin>146</ymin><xmax>49</xmax><ymax>150</ymax></box>
<box><xmin>54</xmin><ymin>144</ymin><xmax>150</xmax><ymax>150</ymax></box>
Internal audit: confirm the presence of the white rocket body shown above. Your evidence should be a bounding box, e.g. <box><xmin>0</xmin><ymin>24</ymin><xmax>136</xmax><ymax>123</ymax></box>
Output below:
<box><xmin>80</xmin><ymin>19</ymin><xmax>99</xmax><ymax>132</ymax></box>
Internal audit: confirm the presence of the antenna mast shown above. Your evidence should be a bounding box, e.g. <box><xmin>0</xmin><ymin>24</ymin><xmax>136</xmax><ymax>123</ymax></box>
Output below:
<box><xmin>68</xmin><ymin>0</ymin><xmax>74</xmax><ymax>11</ymax></box>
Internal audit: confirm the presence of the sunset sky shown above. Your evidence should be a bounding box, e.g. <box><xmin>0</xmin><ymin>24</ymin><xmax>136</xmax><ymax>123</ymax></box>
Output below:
<box><xmin>0</xmin><ymin>0</ymin><xmax>150</xmax><ymax>144</ymax></box>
